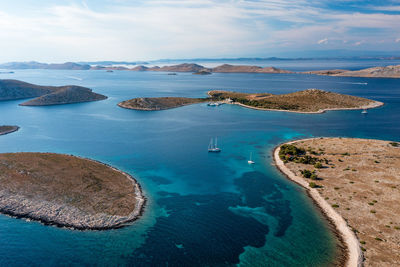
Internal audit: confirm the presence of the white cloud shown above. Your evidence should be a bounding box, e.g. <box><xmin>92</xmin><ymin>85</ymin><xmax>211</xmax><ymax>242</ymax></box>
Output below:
<box><xmin>0</xmin><ymin>1</ymin><xmax>399</xmax><ymax>61</ymax></box>
<box><xmin>317</xmin><ymin>38</ymin><xmax>328</xmax><ymax>44</ymax></box>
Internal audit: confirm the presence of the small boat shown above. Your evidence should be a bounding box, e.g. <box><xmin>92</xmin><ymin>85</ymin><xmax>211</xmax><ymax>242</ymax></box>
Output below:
<box><xmin>208</xmin><ymin>138</ymin><xmax>221</xmax><ymax>152</ymax></box>
<box><xmin>248</xmin><ymin>152</ymin><xmax>255</xmax><ymax>164</ymax></box>
<box><xmin>362</xmin><ymin>109</ymin><xmax>368</xmax><ymax>114</ymax></box>
<box><xmin>208</xmin><ymin>102</ymin><xmax>222</xmax><ymax>107</ymax></box>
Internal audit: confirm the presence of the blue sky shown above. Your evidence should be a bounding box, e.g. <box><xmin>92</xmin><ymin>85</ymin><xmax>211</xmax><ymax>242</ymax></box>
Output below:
<box><xmin>0</xmin><ymin>0</ymin><xmax>399</xmax><ymax>62</ymax></box>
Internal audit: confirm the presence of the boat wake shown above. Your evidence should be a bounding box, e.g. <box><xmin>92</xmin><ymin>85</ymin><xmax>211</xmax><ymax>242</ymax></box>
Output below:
<box><xmin>66</xmin><ymin>76</ymin><xmax>83</xmax><ymax>81</ymax></box>
<box><xmin>337</xmin><ymin>82</ymin><xmax>367</xmax><ymax>85</ymax></box>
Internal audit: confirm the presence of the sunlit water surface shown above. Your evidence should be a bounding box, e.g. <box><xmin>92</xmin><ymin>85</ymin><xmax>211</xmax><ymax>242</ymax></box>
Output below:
<box><xmin>0</xmin><ymin>68</ymin><xmax>399</xmax><ymax>266</ymax></box>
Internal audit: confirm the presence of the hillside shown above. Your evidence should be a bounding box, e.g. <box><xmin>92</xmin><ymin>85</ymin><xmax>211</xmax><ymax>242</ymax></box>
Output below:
<box><xmin>0</xmin><ymin>79</ymin><xmax>107</xmax><ymax>106</ymax></box>
<box><xmin>305</xmin><ymin>65</ymin><xmax>400</xmax><ymax>78</ymax></box>
<box><xmin>20</xmin><ymin>86</ymin><xmax>107</xmax><ymax>106</ymax></box>
<box><xmin>118</xmin><ymin>97</ymin><xmax>206</xmax><ymax>110</ymax></box>
<box><xmin>333</xmin><ymin>65</ymin><xmax>400</xmax><ymax>78</ymax></box>
<box><xmin>0</xmin><ymin>79</ymin><xmax>57</xmax><ymax>100</ymax></box>
<box><xmin>147</xmin><ymin>63</ymin><xmax>210</xmax><ymax>72</ymax></box>
<box><xmin>209</xmin><ymin>89</ymin><xmax>383</xmax><ymax>113</ymax></box>
<box><xmin>0</xmin><ymin>153</ymin><xmax>145</xmax><ymax>230</ymax></box>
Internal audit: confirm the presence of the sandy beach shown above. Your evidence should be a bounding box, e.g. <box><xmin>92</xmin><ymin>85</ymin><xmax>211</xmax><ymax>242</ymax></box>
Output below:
<box><xmin>274</xmin><ymin>140</ymin><xmax>363</xmax><ymax>267</ymax></box>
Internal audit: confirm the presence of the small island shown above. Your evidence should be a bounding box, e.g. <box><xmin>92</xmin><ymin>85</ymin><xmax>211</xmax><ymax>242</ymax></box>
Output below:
<box><xmin>209</xmin><ymin>89</ymin><xmax>383</xmax><ymax>113</ymax></box>
<box><xmin>193</xmin><ymin>70</ymin><xmax>212</xmax><ymax>75</ymax></box>
<box><xmin>0</xmin><ymin>125</ymin><xmax>19</xmax><ymax>136</ymax></box>
<box><xmin>119</xmin><ymin>89</ymin><xmax>383</xmax><ymax>112</ymax></box>
<box><xmin>304</xmin><ymin>64</ymin><xmax>400</xmax><ymax>78</ymax></box>
<box><xmin>274</xmin><ymin>138</ymin><xmax>400</xmax><ymax>266</ymax></box>
<box><xmin>0</xmin><ymin>153</ymin><xmax>145</xmax><ymax>230</ymax></box>
<box><xmin>0</xmin><ymin>79</ymin><xmax>107</xmax><ymax>106</ymax></box>
<box><xmin>118</xmin><ymin>97</ymin><xmax>208</xmax><ymax>111</ymax></box>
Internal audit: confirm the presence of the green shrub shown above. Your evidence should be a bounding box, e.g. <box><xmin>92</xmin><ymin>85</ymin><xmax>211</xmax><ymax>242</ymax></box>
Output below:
<box><xmin>314</xmin><ymin>162</ymin><xmax>323</xmax><ymax>169</ymax></box>
<box><xmin>309</xmin><ymin>182</ymin><xmax>321</xmax><ymax>188</ymax></box>
<box><xmin>389</xmin><ymin>142</ymin><xmax>399</xmax><ymax>147</ymax></box>
<box><xmin>331</xmin><ymin>204</ymin><xmax>339</xmax><ymax>208</ymax></box>
<box><xmin>301</xmin><ymin>169</ymin><xmax>313</xmax><ymax>178</ymax></box>
<box><xmin>279</xmin><ymin>144</ymin><xmax>305</xmax><ymax>161</ymax></box>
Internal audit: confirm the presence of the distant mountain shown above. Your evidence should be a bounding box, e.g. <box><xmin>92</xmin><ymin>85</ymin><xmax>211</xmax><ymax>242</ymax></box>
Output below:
<box><xmin>211</xmin><ymin>64</ymin><xmax>292</xmax><ymax>73</ymax></box>
<box><xmin>147</xmin><ymin>63</ymin><xmax>210</xmax><ymax>72</ymax></box>
<box><xmin>0</xmin><ymin>79</ymin><xmax>107</xmax><ymax>105</ymax></box>
<box><xmin>78</xmin><ymin>61</ymin><xmax>149</xmax><ymax>66</ymax></box>
<box><xmin>128</xmin><ymin>63</ymin><xmax>292</xmax><ymax>73</ymax></box>
<box><xmin>0</xmin><ymin>61</ymin><xmax>91</xmax><ymax>70</ymax></box>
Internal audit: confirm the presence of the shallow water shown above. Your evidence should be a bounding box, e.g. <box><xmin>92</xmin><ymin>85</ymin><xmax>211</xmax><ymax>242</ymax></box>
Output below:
<box><xmin>0</xmin><ymin>69</ymin><xmax>399</xmax><ymax>266</ymax></box>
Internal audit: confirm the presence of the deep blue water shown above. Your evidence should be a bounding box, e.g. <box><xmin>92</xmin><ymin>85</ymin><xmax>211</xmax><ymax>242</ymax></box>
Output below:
<box><xmin>0</xmin><ymin>69</ymin><xmax>399</xmax><ymax>266</ymax></box>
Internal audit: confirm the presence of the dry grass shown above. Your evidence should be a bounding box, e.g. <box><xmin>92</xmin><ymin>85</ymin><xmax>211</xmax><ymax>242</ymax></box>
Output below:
<box><xmin>284</xmin><ymin>138</ymin><xmax>400</xmax><ymax>267</ymax></box>
<box><xmin>209</xmin><ymin>89</ymin><xmax>378</xmax><ymax>112</ymax></box>
<box><xmin>0</xmin><ymin>153</ymin><xmax>137</xmax><ymax>217</ymax></box>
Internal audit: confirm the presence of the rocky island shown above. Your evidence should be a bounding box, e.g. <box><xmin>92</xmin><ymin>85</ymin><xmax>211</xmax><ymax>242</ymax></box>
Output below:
<box><xmin>119</xmin><ymin>89</ymin><xmax>382</xmax><ymax>112</ymax></box>
<box><xmin>118</xmin><ymin>97</ymin><xmax>207</xmax><ymax>111</ymax></box>
<box><xmin>304</xmin><ymin>64</ymin><xmax>400</xmax><ymax>78</ymax></box>
<box><xmin>0</xmin><ymin>79</ymin><xmax>107</xmax><ymax>106</ymax></box>
<box><xmin>274</xmin><ymin>138</ymin><xmax>400</xmax><ymax>267</ymax></box>
<box><xmin>0</xmin><ymin>153</ymin><xmax>145</xmax><ymax>230</ymax></box>
<box><xmin>0</xmin><ymin>125</ymin><xmax>19</xmax><ymax>135</ymax></box>
<box><xmin>209</xmin><ymin>89</ymin><xmax>383</xmax><ymax>113</ymax></box>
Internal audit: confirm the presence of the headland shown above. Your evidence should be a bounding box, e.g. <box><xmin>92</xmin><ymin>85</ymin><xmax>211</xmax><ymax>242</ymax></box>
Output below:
<box><xmin>274</xmin><ymin>138</ymin><xmax>400</xmax><ymax>266</ymax></box>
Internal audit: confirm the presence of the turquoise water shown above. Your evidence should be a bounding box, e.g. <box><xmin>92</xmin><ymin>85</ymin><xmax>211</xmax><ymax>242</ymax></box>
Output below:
<box><xmin>0</xmin><ymin>69</ymin><xmax>399</xmax><ymax>266</ymax></box>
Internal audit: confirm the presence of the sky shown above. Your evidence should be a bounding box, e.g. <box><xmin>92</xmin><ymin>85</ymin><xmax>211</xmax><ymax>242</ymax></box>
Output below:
<box><xmin>0</xmin><ymin>0</ymin><xmax>399</xmax><ymax>62</ymax></box>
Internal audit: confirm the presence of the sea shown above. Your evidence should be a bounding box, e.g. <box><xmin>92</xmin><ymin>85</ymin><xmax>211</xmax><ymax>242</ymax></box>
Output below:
<box><xmin>0</xmin><ymin>58</ymin><xmax>399</xmax><ymax>266</ymax></box>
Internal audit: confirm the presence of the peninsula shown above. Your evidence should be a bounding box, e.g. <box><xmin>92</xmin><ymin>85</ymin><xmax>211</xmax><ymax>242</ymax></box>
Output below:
<box><xmin>0</xmin><ymin>125</ymin><xmax>19</xmax><ymax>135</ymax></box>
<box><xmin>274</xmin><ymin>138</ymin><xmax>400</xmax><ymax>267</ymax></box>
<box><xmin>208</xmin><ymin>89</ymin><xmax>383</xmax><ymax>113</ymax></box>
<box><xmin>0</xmin><ymin>79</ymin><xmax>107</xmax><ymax>106</ymax></box>
<box><xmin>0</xmin><ymin>153</ymin><xmax>145</xmax><ymax>230</ymax></box>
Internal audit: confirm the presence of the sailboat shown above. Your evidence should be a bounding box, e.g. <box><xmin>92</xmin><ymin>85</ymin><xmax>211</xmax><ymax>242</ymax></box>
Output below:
<box><xmin>208</xmin><ymin>137</ymin><xmax>221</xmax><ymax>152</ymax></box>
<box><xmin>248</xmin><ymin>152</ymin><xmax>255</xmax><ymax>164</ymax></box>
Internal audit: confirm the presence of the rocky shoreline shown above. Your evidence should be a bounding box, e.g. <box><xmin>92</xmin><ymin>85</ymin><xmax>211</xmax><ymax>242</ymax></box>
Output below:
<box><xmin>235</xmin><ymin>98</ymin><xmax>384</xmax><ymax>114</ymax></box>
<box><xmin>0</xmin><ymin>125</ymin><xmax>20</xmax><ymax>135</ymax></box>
<box><xmin>0</xmin><ymin>153</ymin><xmax>145</xmax><ymax>230</ymax></box>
